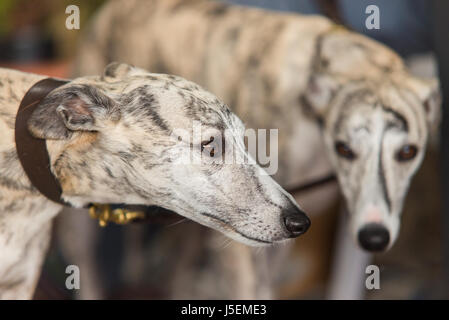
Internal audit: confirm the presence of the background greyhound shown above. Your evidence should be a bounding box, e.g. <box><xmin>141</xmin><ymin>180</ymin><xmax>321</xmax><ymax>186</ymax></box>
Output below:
<box><xmin>69</xmin><ymin>0</ymin><xmax>440</xmax><ymax>298</ymax></box>
<box><xmin>0</xmin><ymin>63</ymin><xmax>309</xmax><ymax>299</ymax></box>
<box><xmin>74</xmin><ymin>0</ymin><xmax>440</xmax><ymax>251</ymax></box>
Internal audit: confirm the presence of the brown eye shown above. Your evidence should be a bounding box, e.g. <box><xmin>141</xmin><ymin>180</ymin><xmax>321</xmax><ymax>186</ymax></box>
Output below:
<box><xmin>201</xmin><ymin>136</ymin><xmax>225</xmax><ymax>158</ymax></box>
<box><xmin>396</xmin><ymin>144</ymin><xmax>418</xmax><ymax>162</ymax></box>
<box><xmin>201</xmin><ymin>137</ymin><xmax>214</xmax><ymax>156</ymax></box>
<box><xmin>335</xmin><ymin>141</ymin><xmax>356</xmax><ymax>160</ymax></box>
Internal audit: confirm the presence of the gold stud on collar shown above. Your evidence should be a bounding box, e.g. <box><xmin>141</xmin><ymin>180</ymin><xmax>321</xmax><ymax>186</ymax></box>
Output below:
<box><xmin>88</xmin><ymin>204</ymin><xmax>146</xmax><ymax>227</ymax></box>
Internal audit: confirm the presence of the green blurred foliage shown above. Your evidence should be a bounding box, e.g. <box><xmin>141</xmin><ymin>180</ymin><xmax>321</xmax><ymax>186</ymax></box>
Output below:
<box><xmin>0</xmin><ymin>0</ymin><xmax>17</xmax><ymax>36</ymax></box>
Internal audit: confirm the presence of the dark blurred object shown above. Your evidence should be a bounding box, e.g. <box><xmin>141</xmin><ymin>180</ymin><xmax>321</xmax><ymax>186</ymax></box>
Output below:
<box><xmin>315</xmin><ymin>0</ymin><xmax>342</xmax><ymax>24</ymax></box>
<box><xmin>0</xmin><ymin>0</ymin><xmax>106</xmax><ymax>67</ymax></box>
<box><xmin>0</xmin><ymin>25</ymin><xmax>68</xmax><ymax>78</ymax></box>
<box><xmin>0</xmin><ymin>0</ymin><xmax>56</xmax><ymax>62</ymax></box>
<box><xmin>432</xmin><ymin>0</ymin><xmax>449</xmax><ymax>299</ymax></box>
<box><xmin>108</xmin><ymin>205</ymin><xmax>183</xmax><ymax>225</ymax></box>
<box><xmin>0</xmin><ymin>28</ymin><xmax>55</xmax><ymax>62</ymax></box>
<box><xmin>141</xmin><ymin>206</ymin><xmax>183</xmax><ymax>224</ymax></box>
<box><xmin>33</xmin><ymin>271</ymin><xmax>70</xmax><ymax>300</ymax></box>
<box><xmin>0</xmin><ymin>0</ymin><xmax>62</xmax><ymax>76</ymax></box>
<box><xmin>34</xmin><ymin>205</ymin><xmax>183</xmax><ymax>300</ymax></box>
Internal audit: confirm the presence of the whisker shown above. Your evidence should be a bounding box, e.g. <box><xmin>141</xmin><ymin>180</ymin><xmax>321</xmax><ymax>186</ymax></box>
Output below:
<box><xmin>219</xmin><ymin>238</ymin><xmax>233</xmax><ymax>250</ymax></box>
<box><xmin>165</xmin><ymin>218</ymin><xmax>189</xmax><ymax>228</ymax></box>
<box><xmin>255</xmin><ymin>246</ymin><xmax>265</xmax><ymax>255</ymax></box>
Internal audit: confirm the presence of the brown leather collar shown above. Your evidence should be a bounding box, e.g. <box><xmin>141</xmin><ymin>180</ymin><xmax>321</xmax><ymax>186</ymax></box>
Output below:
<box><xmin>15</xmin><ymin>78</ymin><xmax>70</xmax><ymax>206</ymax></box>
<box><xmin>13</xmin><ymin>77</ymin><xmax>184</xmax><ymax>226</ymax></box>
<box><xmin>286</xmin><ymin>173</ymin><xmax>337</xmax><ymax>194</ymax></box>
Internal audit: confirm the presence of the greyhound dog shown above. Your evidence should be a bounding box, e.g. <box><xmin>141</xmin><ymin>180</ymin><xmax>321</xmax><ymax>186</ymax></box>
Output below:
<box><xmin>0</xmin><ymin>63</ymin><xmax>309</xmax><ymax>299</ymax></box>
<box><xmin>76</xmin><ymin>0</ymin><xmax>440</xmax><ymax>252</ymax></box>
<box><xmin>71</xmin><ymin>0</ymin><xmax>440</xmax><ymax>298</ymax></box>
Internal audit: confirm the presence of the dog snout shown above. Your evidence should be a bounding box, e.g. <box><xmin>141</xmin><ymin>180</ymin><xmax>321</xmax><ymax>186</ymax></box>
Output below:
<box><xmin>282</xmin><ymin>206</ymin><xmax>310</xmax><ymax>238</ymax></box>
<box><xmin>358</xmin><ymin>223</ymin><xmax>390</xmax><ymax>252</ymax></box>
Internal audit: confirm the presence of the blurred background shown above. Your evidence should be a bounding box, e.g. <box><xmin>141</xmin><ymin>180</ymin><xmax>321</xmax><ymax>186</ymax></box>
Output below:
<box><xmin>0</xmin><ymin>0</ymin><xmax>105</xmax><ymax>76</ymax></box>
<box><xmin>1</xmin><ymin>0</ymin><xmax>447</xmax><ymax>299</ymax></box>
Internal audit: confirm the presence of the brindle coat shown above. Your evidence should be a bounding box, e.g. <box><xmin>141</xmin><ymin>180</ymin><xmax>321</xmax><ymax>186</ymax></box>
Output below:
<box><xmin>72</xmin><ymin>0</ymin><xmax>440</xmax><ymax>298</ymax></box>
<box><xmin>0</xmin><ymin>64</ymin><xmax>305</xmax><ymax>299</ymax></box>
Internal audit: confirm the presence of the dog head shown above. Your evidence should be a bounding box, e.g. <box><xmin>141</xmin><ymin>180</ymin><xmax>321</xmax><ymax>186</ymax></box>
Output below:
<box><xmin>28</xmin><ymin>63</ymin><xmax>309</xmax><ymax>245</ymax></box>
<box><xmin>302</xmin><ymin>29</ymin><xmax>440</xmax><ymax>251</ymax></box>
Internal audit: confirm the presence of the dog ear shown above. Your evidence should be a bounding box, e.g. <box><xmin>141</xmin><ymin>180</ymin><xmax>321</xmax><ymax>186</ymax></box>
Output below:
<box><xmin>422</xmin><ymin>79</ymin><xmax>441</xmax><ymax>133</ymax></box>
<box><xmin>302</xmin><ymin>73</ymin><xmax>340</xmax><ymax>119</ymax></box>
<box><xmin>103</xmin><ymin>62</ymin><xmax>151</xmax><ymax>82</ymax></box>
<box><xmin>407</xmin><ymin>77</ymin><xmax>441</xmax><ymax>134</ymax></box>
<box><xmin>103</xmin><ymin>62</ymin><xmax>135</xmax><ymax>79</ymax></box>
<box><xmin>28</xmin><ymin>84</ymin><xmax>120</xmax><ymax>140</ymax></box>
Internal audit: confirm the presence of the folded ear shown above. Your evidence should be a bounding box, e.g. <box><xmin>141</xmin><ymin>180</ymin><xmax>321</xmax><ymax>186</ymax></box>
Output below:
<box><xmin>422</xmin><ymin>79</ymin><xmax>441</xmax><ymax>132</ymax></box>
<box><xmin>407</xmin><ymin>77</ymin><xmax>441</xmax><ymax>133</ymax></box>
<box><xmin>102</xmin><ymin>62</ymin><xmax>149</xmax><ymax>82</ymax></box>
<box><xmin>301</xmin><ymin>73</ymin><xmax>340</xmax><ymax>122</ymax></box>
<box><xmin>103</xmin><ymin>62</ymin><xmax>135</xmax><ymax>79</ymax></box>
<box><xmin>28</xmin><ymin>84</ymin><xmax>120</xmax><ymax>140</ymax></box>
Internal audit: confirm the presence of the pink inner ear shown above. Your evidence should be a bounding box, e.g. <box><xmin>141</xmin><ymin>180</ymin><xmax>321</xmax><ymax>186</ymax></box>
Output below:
<box><xmin>66</xmin><ymin>99</ymin><xmax>91</xmax><ymax>116</ymax></box>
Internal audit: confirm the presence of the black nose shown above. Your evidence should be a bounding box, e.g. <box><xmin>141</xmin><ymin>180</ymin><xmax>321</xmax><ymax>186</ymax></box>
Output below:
<box><xmin>282</xmin><ymin>207</ymin><xmax>310</xmax><ymax>238</ymax></box>
<box><xmin>358</xmin><ymin>223</ymin><xmax>390</xmax><ymax>252</ymax></box>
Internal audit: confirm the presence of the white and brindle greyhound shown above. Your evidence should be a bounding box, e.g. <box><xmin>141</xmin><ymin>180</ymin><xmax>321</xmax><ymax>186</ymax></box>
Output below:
<box><xmin>0</xmin><ymin>63</ymin><xmax>309</xmax><ymax>299</ymax></box>
<box><xmin>70</xmin><ymin>0</ymin><xmax>441</xmax><ymax>299</ymax></box>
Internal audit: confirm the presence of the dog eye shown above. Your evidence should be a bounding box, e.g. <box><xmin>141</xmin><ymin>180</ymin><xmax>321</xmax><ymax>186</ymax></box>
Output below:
<box><xmin>335</xmin><ymin>141</ymin><xmax>356</xmax><ymax>160</ymax></box>
<box><xmin>201</xmin><ymin>137</ymin><xmax>214</xmax><ymax>155</ymax></box>
<box><xmin>396</xmin><ymin>144</ymin><xmax>418</xmax><ymax>162</ymax></box>
<box><xmin>201</xmin><ymin>137</ymin><xmax>224</xmax><ymax>158</ymax></box>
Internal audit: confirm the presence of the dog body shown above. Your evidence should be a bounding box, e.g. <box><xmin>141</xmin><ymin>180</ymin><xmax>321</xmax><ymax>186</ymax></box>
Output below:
<box><xmin>0</xmin><ymin>64</ymin><xmax>307</xmax><ymax>299</ymax></box>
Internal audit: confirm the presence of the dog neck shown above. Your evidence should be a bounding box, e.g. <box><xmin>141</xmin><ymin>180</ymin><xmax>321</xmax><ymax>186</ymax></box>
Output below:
<box><xmin>0</xmin><ymin>68</ymin><xmax>46</xmax><ymax>199</ymax></box>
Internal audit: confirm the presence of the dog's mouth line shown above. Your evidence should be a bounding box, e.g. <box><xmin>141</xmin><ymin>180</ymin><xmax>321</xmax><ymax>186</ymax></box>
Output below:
<box><xmin>200</xmin><ymin>212</ymin><xmax>272</xmax><ymax>244</ymax></box>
